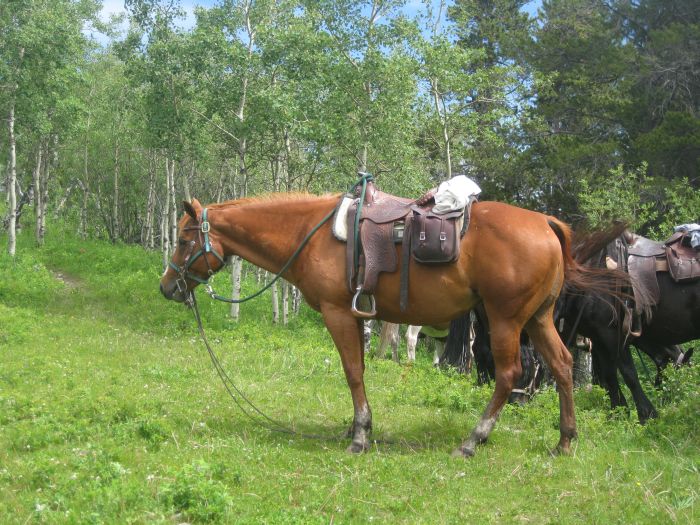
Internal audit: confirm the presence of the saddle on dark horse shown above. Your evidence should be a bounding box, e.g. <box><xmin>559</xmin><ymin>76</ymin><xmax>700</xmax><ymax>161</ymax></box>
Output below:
<box><xmin>620</xmin><ymin>228</ymin><xmax>700</xmax><ymax>333</ymax></box>
<box><xmin>333</xmin><ymin>175</ymin><xmax>476</xmax><ymax>318</ymax></box>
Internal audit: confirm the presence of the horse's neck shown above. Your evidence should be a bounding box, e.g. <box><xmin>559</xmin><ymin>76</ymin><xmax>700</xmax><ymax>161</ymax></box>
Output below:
<box><xmin>214</xmin><ymin>195</ymin><xmax>335</xmax><ymax>276</ymax></box>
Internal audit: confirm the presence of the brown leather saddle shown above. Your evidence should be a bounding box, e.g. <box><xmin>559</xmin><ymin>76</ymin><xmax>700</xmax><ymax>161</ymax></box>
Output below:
<box><xmin>625</xmin><ymin>230</ymin><xmax>700</xmax><ymax>325</ymax></box>
<box><xmin>343</xmin><ymin>179</ymin><xmax>470</xmax><ymax>318</ymax></box>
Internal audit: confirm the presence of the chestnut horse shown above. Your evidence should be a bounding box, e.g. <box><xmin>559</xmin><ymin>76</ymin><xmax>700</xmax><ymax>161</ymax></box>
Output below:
<box><xmin>160</xmin><ymin>193</ymin><xmax>612</xmax><ymax>457</ymax></box>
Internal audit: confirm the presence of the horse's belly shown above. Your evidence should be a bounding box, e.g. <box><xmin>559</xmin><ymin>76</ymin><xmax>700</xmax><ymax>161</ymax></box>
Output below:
<box><xmin>373</xmin><ymin>263</ymin><xmax>477</xmax><ymax>325</ymax></box>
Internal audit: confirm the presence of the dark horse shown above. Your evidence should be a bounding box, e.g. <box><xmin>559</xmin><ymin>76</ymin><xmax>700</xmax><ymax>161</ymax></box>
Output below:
<box><xmin>160</xmin><ymin>193</ymin><xmax>618</xmax><ymax>456</ymax></box>
<box><xmin>557</xmin><ymin>226</ymin><xmax>697</xmax><ymax>423</ymax></box>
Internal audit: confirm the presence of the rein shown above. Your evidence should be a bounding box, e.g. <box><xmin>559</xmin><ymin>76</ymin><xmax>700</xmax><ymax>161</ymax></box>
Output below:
<box><xmin>185</xmin><ymin>292</ymin><xmax>347</xmax><ymax>442</ymax></box>
<box><xmin>176</xmin><ymin>173</ymin><xmax>374</xmax><ymax>304</ymax></box>
<box><xmin>186</xmin><ymin>291</ymin><xmax>412</xmax><ymax>447</ymax></box>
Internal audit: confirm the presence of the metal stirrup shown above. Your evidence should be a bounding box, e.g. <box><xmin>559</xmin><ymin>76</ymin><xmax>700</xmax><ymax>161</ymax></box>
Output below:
<box><xmin>351</xmin><ymin>286</ymin><xmax>377</xmax><ymax>318</ymax></box>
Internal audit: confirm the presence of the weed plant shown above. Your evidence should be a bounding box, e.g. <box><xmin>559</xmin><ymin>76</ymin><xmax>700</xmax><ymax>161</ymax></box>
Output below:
<box><xmin>0</xmin><ymin>225</ymin><xmax>698</xmax><ymax>524</ymax></box>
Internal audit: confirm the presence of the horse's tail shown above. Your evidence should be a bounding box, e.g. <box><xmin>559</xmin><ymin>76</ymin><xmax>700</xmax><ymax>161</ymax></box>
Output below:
<box><xmin>547</xmin><ymin>217</ymin><xmax>631</xmax><ymax>301</ymax></box>
<box><xmin>441</xmin><ymin>312</ymin><xmax>473</xmax><ymax>373</ymax></box>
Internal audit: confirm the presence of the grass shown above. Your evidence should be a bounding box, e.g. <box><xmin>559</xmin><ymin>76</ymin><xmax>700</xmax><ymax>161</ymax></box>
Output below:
<box><xmin>0</xmin><ymin>225</ymin><xmax>698</xmax><ymax>524</ymax></box>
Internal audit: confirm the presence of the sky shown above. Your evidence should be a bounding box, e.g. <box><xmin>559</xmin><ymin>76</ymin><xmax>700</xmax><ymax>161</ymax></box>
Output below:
<box><xmin>94</xmin><ymin>0</ymin><xmax>543</xmax><ymax>35</ymax></box>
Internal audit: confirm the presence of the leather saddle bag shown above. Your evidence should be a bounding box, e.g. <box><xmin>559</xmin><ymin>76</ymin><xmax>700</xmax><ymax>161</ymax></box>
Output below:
<box><xmin>665</xmin><ymin>243</ymin><xmax>700</xmax><ymax>283</ymax></box>
<box><xmin>410</xmin><ymin>207</ymin><xmax>464</xmax><ymax>264</ymax></box>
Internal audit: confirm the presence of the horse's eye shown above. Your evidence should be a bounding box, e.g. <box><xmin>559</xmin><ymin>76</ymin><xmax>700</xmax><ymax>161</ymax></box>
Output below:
<box><xmin>178</xmin><ymin>238</ymin><xmax>189</xmax><ymax>247</ymax></box>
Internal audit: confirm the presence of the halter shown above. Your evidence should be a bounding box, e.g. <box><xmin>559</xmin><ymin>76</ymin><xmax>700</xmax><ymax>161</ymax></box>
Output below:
<box><xmin>168</xmin><ymin>208</ymin><xmax>226</xmax><ymax>292</ymax></box>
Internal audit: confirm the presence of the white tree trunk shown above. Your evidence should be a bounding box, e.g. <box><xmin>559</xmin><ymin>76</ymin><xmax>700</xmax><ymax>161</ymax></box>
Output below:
<box><xmin>230</xmin><ymin>256</ymin><xmax>242</xmax><ymax>320</ymax></box>
<box><xmin>293</xmin><ymin>286</ymin><xmax>301</xmax><ymax>314</ymax></box>
<box><xmin>79</xmin><ymin>181</ymin><xmax>88</xmax><ymax>239</ymax></box>
<box><xmin>79</xmin><ymin>82</ymin><xmax>94</xmax><ymax>240</ymax></box>
<box><xmin>160</xmin><ymin>205</ymin><xmax>168</xmax><ymax>270</ymax></box>
<box><xmin>162</xmin><ymin>157</ymin><xmax>172</xmax><ymax>268</ymax></box>
<box><xmin>33</xmin><ymin>144</ymin><xmax>44</xmax><ymax>246</ymax></box>
<box><xmin>143</xmin><ymin>152</ymin><xmax>156</xmax><ymax>249</ymax></box>
<box><xmin>111</xmin><ymin>142</ymin><xmax>120</xmax><ymax>242</ymax></box>
<box><xmin>37</xmin><ymin>135</ymin><xmax>57</xmax><ymax>246</ymax></box>
<box><xmin>271</xmin><ymin>278</ymin><xmax>279</xmax><ymax>323</ymax></box>
<box><xmin>182</xmin><ymin>159</ymin><xmax>193</xmax><ymax>203</ymax></box>
<box><xmin>229</xmin><ymin>173</ymin><xmax>245</xmax><ymax>320</ymax></box>
<box><xmin>7</xmin><ymin>103</ymin><xmax>18</xmax><ymax>256</ymax></box>
<box><xmin>168</xmin><ymin>158</ymin><xmax>177</xmax><ymax>250</ymax></box>
<box><xmin>282</xmin><ymin>280</ymin><xmax>289</xmax><ymax>325</ymax></box>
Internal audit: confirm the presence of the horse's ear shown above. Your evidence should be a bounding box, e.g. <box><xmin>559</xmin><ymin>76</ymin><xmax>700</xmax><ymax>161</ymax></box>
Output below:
<box><xmin>183</xmin><ymin>199</ymin><xmax>202</xmax><ymax>219</ymax></box>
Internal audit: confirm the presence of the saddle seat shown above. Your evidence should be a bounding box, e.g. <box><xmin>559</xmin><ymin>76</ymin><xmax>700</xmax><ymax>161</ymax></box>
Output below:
<box><xmin>344</xmin><ymin>179</ymin><xmax>468</xmax><ymax>318</ymax></box>
<box><xmin>627</xmin><ymin>235</ymin><xmax>665</xmax><ymax>257</ymax></box>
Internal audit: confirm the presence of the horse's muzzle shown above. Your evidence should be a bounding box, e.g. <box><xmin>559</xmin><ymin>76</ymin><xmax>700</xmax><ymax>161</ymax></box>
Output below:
<box><xmin>160</xmin><ymin>279</ymin><xmax>186</xmax><ymax>303</ymax></box>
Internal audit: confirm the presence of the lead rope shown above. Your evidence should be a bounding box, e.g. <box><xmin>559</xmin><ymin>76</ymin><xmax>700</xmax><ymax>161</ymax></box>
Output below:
<box><xmin>188</xmin><ymin>292</ymin><xmax>412</xmax><ymax>446</ymax></box>
<box><xmin>187</xmin><ymin>291</ymin><xmax>346</xmax><ymax>441</ymax></box>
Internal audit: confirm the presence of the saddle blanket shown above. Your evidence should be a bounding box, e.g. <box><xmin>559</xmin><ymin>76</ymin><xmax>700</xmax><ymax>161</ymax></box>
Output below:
<box><xmin>674</xmin><ymin>223</ymin><xmax>700</xmax><ymax>249</ymax></box>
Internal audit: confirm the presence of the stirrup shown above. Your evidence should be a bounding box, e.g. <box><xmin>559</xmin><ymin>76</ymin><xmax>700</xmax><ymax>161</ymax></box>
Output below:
<box><xmin>351</xmin><ymin>287</ymin><xmax>376</xmax><ymax>319</ymax></box>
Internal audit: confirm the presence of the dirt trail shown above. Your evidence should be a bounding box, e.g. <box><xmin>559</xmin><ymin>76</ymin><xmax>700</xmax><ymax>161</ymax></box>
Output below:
<box><xmin>50</xmin><ymin>269</ymin><xmax>83</xmax><ymax>289</ymax></box>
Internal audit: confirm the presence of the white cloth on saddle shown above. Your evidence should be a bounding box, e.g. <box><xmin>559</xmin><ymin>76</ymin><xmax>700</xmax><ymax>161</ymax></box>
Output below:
<box><xmin>432</xmin><ymin>175</ymin><xmax>481</xmax><ymax>214</ymax></box>
<box><xmin>674</xmin><ymin>223</ymin><xmax>700</xmax><ymax>249</ymax></box>
<box><xmin>332</xmin><ymin>195</ymin><xmax>354</xmax><ymax>242</ymax></box>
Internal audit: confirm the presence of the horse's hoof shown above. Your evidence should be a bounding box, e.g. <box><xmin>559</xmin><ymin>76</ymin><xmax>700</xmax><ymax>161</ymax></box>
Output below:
<box><xmin>346</xmin><ymin>441</ymin><xmax>370</xmax><ymax>454</ymax></box>
<box><xmin>638</xmin><ymin>408</ymin><xmax>658</xmax><ymax>425</ymax></box>
<box><xmin>550</xmin><ymin>443</ymin><xmax>572</xmax><ymax>457</ymax></box>
<box><xmin>451</xmin><ymin>446</ymin><xmax>475</xmax><ymax>458</ymax></box>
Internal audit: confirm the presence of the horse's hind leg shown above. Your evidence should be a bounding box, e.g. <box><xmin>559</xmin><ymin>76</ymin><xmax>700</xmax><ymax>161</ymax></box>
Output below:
<box><xmin>526</xmin><ymin>310</ymin><xmax>577</xmax><ymax>454</ymax></box>
<box><xmin>453</xmin><ymin>318</ymin><xmax>522</xmax><ymax>457</ymax></box>
<box><xmin>433</xmin><ymin>338</ymin><xmax>446</xmax><ymax>366</ymax></box>
<box><xmin>321</xmin><ymin>302</ymin><xmax>372</xmax><ymax>453</ymax></box>
<box><xmin>590</xmin><ymin>340</ymin><xmax>628</xmax><ymax>410</ymax></box>
<box><xmin>406</xmin><ymin>325</ymin><xmax>421</xmax><ymax>362</ymax></box>
<box><xmin>376</xmin><ymin>322</ymin><xmax>398</xmax><ymax>360</ymax></box>
<box><xmin>616</xmin><ymin>343</ymin><xmax>658</xmax><ymax>423</ymax></box>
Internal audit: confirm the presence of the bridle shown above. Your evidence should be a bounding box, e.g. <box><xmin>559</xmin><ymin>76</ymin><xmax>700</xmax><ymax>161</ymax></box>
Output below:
<box><xmin>168</xmin><ymin>208</ymin><xmax>226</xmax><ymax>294</ymax></box>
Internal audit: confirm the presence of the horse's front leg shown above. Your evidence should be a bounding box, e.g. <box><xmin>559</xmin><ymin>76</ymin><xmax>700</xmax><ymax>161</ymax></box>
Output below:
<box><xmin>321</xmin><ymin>302</ymin><xmax>373</xmax><ymax>453</ymax></box>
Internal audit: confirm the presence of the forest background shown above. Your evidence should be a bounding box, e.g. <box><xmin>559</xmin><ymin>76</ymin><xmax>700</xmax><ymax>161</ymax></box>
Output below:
<box><xmin>1</xmin><ymin>0</ymin><xmax>699</xmax><ymax>302</ymax></box>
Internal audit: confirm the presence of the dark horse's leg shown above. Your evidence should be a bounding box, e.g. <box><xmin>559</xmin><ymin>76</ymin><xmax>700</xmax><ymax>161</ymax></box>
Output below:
<box><xmin>472</xmin><ymin>308</ymin><xmax>496</xmax><ymax>385</ymax></box>
<box><xmin>453</xmin><ymin>316</ymin><xmax>523</xmax><ymax>457</ymax></box>
<box><xmin>526</xmin><ymin>306</ymin><xmax>577</xmax><ymax>454</ymax></box>
<box><xmin>321</xmin><ymin>302</ymin><xmax>372</xmax><ymax>453</ymax></box>
<box><xmin>616</xmin><ymin>343</ymin><xmax>658</xmax><ymax>423</ymax></box>
<box><xmin>590</xmin><ymin>338</ymin><xmax>629</xmax><ymax>411</ymax></box>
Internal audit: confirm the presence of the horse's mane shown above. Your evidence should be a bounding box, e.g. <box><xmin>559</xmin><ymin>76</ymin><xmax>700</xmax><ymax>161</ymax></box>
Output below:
<box><xmin>208</xmin><ymin>192</ymin><xmax>341</xmax><ymax>209</ymax></box>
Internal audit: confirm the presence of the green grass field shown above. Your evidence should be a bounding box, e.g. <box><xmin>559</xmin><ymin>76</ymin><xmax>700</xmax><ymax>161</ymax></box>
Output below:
<box><xmin>1</xmin><ymin>227</ymin><xmax>698</xmax><ymax>524</ymax></box>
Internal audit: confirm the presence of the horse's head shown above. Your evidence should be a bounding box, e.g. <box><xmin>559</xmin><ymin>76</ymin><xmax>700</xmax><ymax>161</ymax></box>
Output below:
<box><xmin>160</xmin><ymin>199</ymin><xmax>227</xmax><ymax>303</ymax></box>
